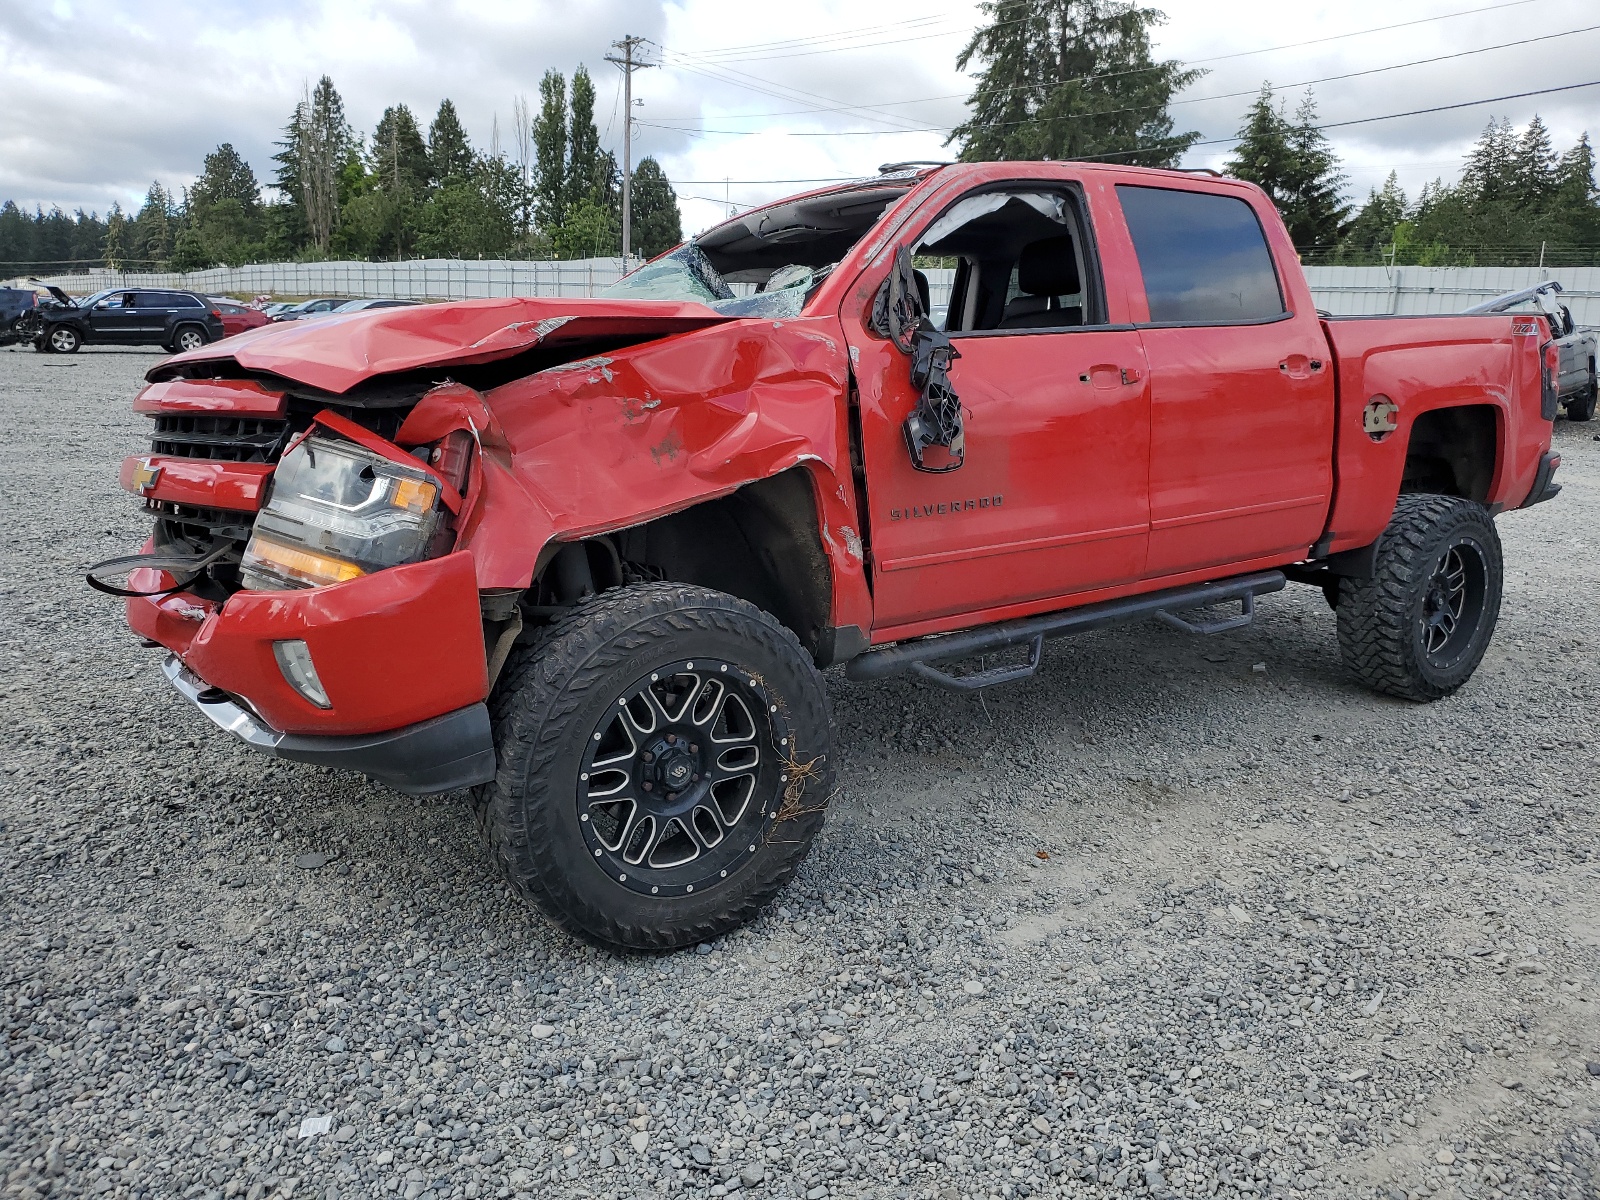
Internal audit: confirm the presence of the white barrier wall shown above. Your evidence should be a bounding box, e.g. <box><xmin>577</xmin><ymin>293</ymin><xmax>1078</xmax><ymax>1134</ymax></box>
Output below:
<box><xmin>31</xmin><ymin>261</ymin><xmax>1600</xmax><ymax>326</ymax></box>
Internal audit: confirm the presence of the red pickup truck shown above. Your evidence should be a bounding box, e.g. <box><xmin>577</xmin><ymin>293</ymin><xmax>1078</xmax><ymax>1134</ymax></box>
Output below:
<box><xmin>92</xmin><ymin>161</ymin><xmax>1563</xmax><ymax>950</ymax></box>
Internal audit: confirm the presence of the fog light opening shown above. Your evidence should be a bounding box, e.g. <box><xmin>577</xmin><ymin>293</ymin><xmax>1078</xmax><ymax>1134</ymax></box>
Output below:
<box><xmin>273</xmin><ymin>639</ymin><xmax>331</xmax><ymax>709</ymax></box>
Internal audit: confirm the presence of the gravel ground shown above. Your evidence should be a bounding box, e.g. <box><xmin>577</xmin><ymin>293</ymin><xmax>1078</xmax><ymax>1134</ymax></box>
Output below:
<box><xmin>2</xmin><ymin>344</ymin><xmax>1599</xmax><ymax>1200</ymax></box>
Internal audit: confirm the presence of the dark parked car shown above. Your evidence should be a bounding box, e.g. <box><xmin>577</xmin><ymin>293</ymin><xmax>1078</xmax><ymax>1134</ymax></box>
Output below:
<box><xmin>1467</xmin><ymin>282</ymin><xmax>1597</xmax><ymax>421</ymax></box>
<box><xmin>33</xmin><ymin>287</ymin><xmax>225</xmax><ymax>354</ymax></box>
<box><xmin>271</xmin><ymin>297</ymin><xmax>345</xmax><ymax>322</ymax></box>
<box><xmin>0</xmin><ymin>287</ymin><xmax>37</xmax><ymax>344</ymax></box>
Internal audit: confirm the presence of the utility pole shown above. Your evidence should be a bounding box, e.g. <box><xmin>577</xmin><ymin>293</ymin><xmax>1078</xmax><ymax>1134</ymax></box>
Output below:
<box><xmin>606</xmin><ymin>34</ymin><xmax>653</xmax><ymax>262</ymax></box>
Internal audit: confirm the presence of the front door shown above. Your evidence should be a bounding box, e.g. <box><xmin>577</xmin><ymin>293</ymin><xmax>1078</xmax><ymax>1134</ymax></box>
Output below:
<box><xmin>847</xmin><ymin>183</ymin><xmax>1151</xmax><ymax>635</ymax></box>
<box><xmin>88</xmin><ymin>292</ymin><xmax>141</xmax><ymax>342</ymax></box>
<box><xmin>1115</xmin><ymin>183</ymin><xmax>1335</xmax><ymax>575</ymax></box>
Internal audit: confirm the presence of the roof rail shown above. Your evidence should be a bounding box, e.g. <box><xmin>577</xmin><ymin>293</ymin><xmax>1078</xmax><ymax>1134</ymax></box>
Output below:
<box><xmin>878</xmin><ymin>161</ymin><xmax>952</xmax><ymax>174</ymax></box>
<box><xmin>1169</xmin><ymin>167</ymin><xmax>1225</xmax><ymax>177</ymax></box>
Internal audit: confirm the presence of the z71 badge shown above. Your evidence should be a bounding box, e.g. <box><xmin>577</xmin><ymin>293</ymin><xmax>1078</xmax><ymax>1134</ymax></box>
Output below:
<box><xmin>889</xmin><ymin>494</ymin><xmax>1002</xmax><ymax>520</ymax></box>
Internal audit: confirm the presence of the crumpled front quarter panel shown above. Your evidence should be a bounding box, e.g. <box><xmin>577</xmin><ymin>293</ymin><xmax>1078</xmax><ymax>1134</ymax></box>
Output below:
<box><xmin>479</xmin><ymin>316</ymin><xmax>869</xmax><ymax>627</ymax></box>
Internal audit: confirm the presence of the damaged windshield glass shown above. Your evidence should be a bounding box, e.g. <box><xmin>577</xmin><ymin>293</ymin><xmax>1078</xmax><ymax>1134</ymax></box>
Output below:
<box><xmin>603</xmin><ymin>244</ymin><xmax>823</xmax><ymax>320</ymax></box>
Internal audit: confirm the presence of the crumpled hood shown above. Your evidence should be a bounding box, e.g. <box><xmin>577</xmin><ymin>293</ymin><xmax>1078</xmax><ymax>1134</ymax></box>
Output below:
<box><xmin>149</xmin><ymin>295</ymin><xmax>733</xmax><ymax>394</ymax></box>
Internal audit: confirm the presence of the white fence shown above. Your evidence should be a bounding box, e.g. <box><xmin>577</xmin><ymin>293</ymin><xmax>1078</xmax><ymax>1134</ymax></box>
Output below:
<box><xmin>30</xmin><ymin>260</ymin><xmax>1600</xmax><ymax>326</ymax></box>
<box><xmin>33</xmin><ymin>258</ymin><xmax>630</xmax><ymax>301</ymax></box>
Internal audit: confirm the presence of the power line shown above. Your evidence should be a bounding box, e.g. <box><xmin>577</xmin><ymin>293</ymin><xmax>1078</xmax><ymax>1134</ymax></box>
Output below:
<box><xmin>644</xmin><ymin>23</ymin><xmax>1600</xmax><ymax>141</ymax></box>
<box><xmin>644</xmin><ymin>0</ymin><xmax>1547</xmax><ymax>126</ymax></box>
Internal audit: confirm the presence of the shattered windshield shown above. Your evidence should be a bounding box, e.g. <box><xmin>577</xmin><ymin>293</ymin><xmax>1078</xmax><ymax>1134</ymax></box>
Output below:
<box><xmin>603</xmin><ymin>243</ymin><xmax>821</xmax><ymax>320</ymax></box>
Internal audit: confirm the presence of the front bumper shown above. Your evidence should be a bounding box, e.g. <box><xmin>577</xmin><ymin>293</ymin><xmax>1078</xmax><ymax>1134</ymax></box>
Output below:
<box><xmin>163</xmin><ymin>655</ymin><xmax>495</xmax><ymax>795</ymax></box>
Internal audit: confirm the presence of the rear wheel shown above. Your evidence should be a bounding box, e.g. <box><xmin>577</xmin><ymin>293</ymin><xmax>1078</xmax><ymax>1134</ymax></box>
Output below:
<box><xmin>1566</xmin><ymin>382</ymin><xmax>1597</xmax><ymax>422</ymax></box>
<box><xmin>46</xmin><ymin>326</ymin><xmax>80</xmax><ymax>354</ymax></box>
<box><xmin>1337</xmin><ymin>494</ymin><xmax>1502</xmax><ymax>702</ymax></box>
<box><xmin>173</xmin><ymin>325</ymin><xmax>208</xmax><ymax>353</ymax></box>
<box><xmin>473</xmin><ymin>583</ymin><xmax>834</xmax><ymax>951</ymax></box>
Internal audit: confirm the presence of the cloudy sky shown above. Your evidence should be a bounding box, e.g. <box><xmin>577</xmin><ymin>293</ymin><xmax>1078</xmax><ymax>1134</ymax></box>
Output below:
<box><xmin>2</xmin><ymin>0</ymin><xmax>1597</xmax><ymax>237</ymax></box>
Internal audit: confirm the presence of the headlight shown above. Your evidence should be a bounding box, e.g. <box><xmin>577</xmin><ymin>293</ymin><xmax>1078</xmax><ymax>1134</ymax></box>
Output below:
<box><xmin>241</xmin><ymin>434</ymin><xmax>445</xmax><ymax>590</ymax></box>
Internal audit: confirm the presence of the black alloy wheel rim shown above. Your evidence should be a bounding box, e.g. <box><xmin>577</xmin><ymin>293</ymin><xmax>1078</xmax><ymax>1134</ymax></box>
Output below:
<box><xmin>1418</xmin><ymin>536</ymin><xmax>1489</xmax><ymax>668</ymax></box>
<box><xmin>577</xmin><ymin>659</ymin><xmax>791</xmax><ymax>897</ymax></box>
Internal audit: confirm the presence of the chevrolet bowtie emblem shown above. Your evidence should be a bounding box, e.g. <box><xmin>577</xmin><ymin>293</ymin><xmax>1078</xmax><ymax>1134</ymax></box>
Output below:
<box><xmin>131</xmin><ymin>458</ymin><xmax>162</xmax><ymax>495</ymax></box>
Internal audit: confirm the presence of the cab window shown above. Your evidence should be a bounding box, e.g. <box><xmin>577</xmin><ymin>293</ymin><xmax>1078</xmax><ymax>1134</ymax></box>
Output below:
<box><xmin>913</xmin><ymin>188</ymin><xmax>1101</xmax><ymax>335</ymax></box>
<box><xmin>1116</xmin><ymin>185</ymin><xmax>1285</xmax><ymax>324</ymax></box>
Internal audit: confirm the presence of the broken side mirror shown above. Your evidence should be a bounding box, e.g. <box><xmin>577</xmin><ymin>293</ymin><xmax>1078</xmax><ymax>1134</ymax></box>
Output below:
<box><xmin>872</xmin><ymin>246</ymin><xmax>964</xmax><ymax>474</ymax></box>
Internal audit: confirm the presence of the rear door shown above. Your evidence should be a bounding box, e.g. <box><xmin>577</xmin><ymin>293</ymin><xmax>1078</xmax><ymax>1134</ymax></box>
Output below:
<box><xmin>1115</xmin><ymin>183</ymin><xmax>1335</xmax><ymax>576</ymax></box>
<box><xmin>847</xmin><ymin>180</ymin><xmax>1151</xmax><ymax>634</ymax></box>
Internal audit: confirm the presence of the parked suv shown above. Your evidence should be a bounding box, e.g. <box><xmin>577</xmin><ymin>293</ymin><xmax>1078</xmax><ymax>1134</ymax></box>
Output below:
<box><xmin>34</xmin><ymin>287</ymin><xmax>225</xmax><ymax>354</ymax></box>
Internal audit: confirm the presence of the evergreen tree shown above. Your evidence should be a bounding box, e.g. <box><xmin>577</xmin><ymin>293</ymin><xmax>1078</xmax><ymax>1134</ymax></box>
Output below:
<box><xmin>1338</xmin><ymin>172</ymin><xmax>1407</xmax><ymax>259</ymax></box>
<box><xmin>373</xmin><ymin>106</ymin><xmax>431</xmax><ymax>201</ymax></box>
<box><xmin>293</xmin><ymin>76</ymin><xmax>356</xmax><ymax>255</ymax></box>
<box><xmin>1512</xmin><ymin>114</ymin><xmax>1557</xmax><ymax>205</ymax></box>
<box><xmin>951</xmin><ymin>0</ymin><xmax>1201</xmax><ymax>166</ymax></box>
<box><xmin>428</xmin><ymin>99</ymin><xmax>475</xmax><ymax>184</ymax></box>
<box><xmin>533</xmin><ymin>70</ymin><xmax>568</xmax><ymax>233</ymax></box>
<box><xmin>566</xmin><ymin>67</ymin><xmax>601</xmax><ymax>210</ymax></box>
<box><xmin>1225</xmin><ymin>86</ymin><xmax>1347</xmax><ymax>253</ymax></box>
<box><xmin>132</xmin><ymin>183</ymin><xmax>175</xmax><ymax>266</ymax></box>
<box><xmin>1460</xmin><ymin>117</ymin><xmax>1517</xmax><ymax>203</ymax></box>
<box><xmin>190</xmin><ymin>144</ymin><xmax>261</xmax><ymax>218</ymax></box>
<box><xmin>630</xmin><ymin>158</ymin><xmax>682</xmax><ymax>259</ymax></box>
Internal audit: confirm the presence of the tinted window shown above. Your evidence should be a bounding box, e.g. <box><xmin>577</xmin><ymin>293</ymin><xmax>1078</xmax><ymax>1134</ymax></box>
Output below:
<box><xmin>135</xmin><ymin>292</ymin><xmax>172</xmax><ymax>308</ymax></box>
<box><xmin>1116</xmin><ymin>185</ymin><xmax>1284</xmax><ymax>323</ymax></box>
<box><xmin>173</xmin><ymin>293</ymin><xmax>205</xmax><ymax>308</ymax></box>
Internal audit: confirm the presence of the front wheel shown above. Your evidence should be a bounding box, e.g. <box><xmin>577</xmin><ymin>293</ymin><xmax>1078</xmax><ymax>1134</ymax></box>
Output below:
<box><xmin>1337</xmin><ymin>494</ymin><xmax>1503</xmax><ymax>702</ymax></box>
<box><xmin>46</xmin><ymin>326</ymin><xmax>80</xmax><ymax>354</ymax></box>
<box><xmin>473</xmin><ymin>583</ymin><xmax>834</xmax><ymax>951</ymax></box>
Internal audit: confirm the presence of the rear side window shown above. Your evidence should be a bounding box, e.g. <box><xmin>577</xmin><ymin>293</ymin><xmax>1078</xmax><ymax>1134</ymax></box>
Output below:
<box><xmin>174</xmin><ymin>294</ymin><xmax>206</xmax><ymax>309</ymax></box>
<box><xmin>1116</xmin><ymin>185</ymin><xmax>1284</xmax><ymax>324</ymax></box>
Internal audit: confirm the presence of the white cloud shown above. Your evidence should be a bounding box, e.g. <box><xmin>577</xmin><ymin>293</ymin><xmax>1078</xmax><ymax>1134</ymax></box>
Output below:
<box><xmin>2</xmin><ymin>0</ymin><xmax>1596</xmax><ymax>229</ymax></box>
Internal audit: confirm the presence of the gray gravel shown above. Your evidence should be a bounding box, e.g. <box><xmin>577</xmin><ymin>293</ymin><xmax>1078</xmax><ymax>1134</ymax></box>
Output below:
<box><xmin>3</xmin><ymin>344</ymin><xmax>1600</xmax><ymax>1200</ymax></box>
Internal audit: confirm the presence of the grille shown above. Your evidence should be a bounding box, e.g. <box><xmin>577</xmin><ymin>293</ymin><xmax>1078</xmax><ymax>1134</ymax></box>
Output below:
<box><xmin>151</xmin><ymin>413</ymin><xmax>288</xmax><ymax>463</ymax></box>
<box><xmin>145</xmin><ymin>500</ymin><xmax>256</xmax><ymax>550</ymax></box>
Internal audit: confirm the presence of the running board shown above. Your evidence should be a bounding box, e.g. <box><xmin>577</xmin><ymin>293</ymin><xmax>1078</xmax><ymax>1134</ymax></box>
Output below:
<box><xmin>846</xmin><ymin>570</ymin><xmax>1286</xmax><ymax>692</ymax></box>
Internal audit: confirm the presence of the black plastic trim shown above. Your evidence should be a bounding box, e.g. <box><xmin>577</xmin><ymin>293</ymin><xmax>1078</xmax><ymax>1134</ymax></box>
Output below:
<box><xmin>1520</xmin><ymin>451</ymin><xmax>1562</xmax><ymax>509</ymax></box>
<box><xmin>846</xmin><ymin>570</ymin><xmax>1285</xmax><ymax>684</ymax></box>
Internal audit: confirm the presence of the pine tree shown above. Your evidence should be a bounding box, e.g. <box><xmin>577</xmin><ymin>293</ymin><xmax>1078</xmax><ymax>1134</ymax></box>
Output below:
<box><xmin>294</xmin><ymin>76</ymin><xmax>355</xmax><ymax>255</ymax></box>
<box><xmin>630</xmin><ymin>158</ymin><xmax>682</xmax><ymax>259</ymax></box>
<box><xmin>190</xmin><ymin>144</ymin><xmax>261</xmax><ymax>218</ymax></box>
<box><xmin>1339</xmin><ymin>172</ymin><xmax>1407</xmax><ymax>260</ymax></box>
<box><xmin>1284</xmin><ymin>92</ymin><xmax>1349</xmax><ymax>252</ymax></box>
<box><xmin>533</xmin><ymin>70</ymin><xmax>568</xmax><ymax>234</ymax></box>
<box><xmin>103</xmin><ymin>204</ymin><xmax>131</xmax><ymax>271</ymax></box>
<box><xmin>951</xmin><ymin>0</ymin><xmax>1202</xmax><ymax>166</ymax></box>
<box><xmin>428</xmin><ymin>99</ymin><xmax>475</xmax><ymax>184</ymax></box>
<box><xmin>1460</xmin><ymin>117</ymin><xmax>1517</xmax><ymax>204</ymax></box>
<box><xmin>1512</xmin><ymin>114</ymin><xmax>1557</xmax><ymax>205</ymax></box>
<box><xmin>1225</xmin><ymin>86</ymin><xmax>1347</xmax><ymax>252</ymax></box>
<box><xmin>132</xmin><ymin>183</ymin><xmax>175</xmax><ymax>266</ymax></box>
<box><xmin>373</xmin><ymin>105</ymin><xmax>431</xmax><ymax>201</ymax></box>
<box><xmin>566</xmin><ymin>67</ymin><xmax>602</xmax><ymax>210</ymax></box>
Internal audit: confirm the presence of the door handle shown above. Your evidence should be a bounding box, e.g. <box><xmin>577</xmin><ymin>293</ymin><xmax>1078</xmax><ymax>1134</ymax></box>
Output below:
<box><xmin>1081</xmin><ymin>364</ymin><xmax>1143</xmax><ymax>389</ymax></box>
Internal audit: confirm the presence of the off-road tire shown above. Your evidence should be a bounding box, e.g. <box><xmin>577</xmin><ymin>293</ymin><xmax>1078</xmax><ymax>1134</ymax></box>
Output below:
<box><xmin>46</xmin><ymin>325</ymin><xmax>80</xmax><ymax>354</ymax></box>
<box><xmin>1566</xmin><ymin>382</ymin><xmax>1597</xmax><ymax>422</ymax></box>
<box><xmin>173</xmin><ymin>325</ymin><xmax>208</xmax><ymax>353</ymax></box>
<box><xmin>472</xmin><ymin>583</ymin><xmax>834</xmax><ymax>951</ymax></box>
<box><xmin>1337</xmin><ymin>494</ymin><xmax>1502</xmax><ymax>702</ymax></box>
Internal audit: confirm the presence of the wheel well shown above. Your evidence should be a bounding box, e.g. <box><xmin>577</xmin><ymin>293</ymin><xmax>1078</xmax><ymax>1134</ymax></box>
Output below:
<box><xmin>1401</xmin><ymin>405</ymin><xmax>1497</xmax><ymax>502</ymax></box>
<box><xmin>535</xmin><ymin>468</ymin><xmax>834</xmax><ymax>659</ymax></box>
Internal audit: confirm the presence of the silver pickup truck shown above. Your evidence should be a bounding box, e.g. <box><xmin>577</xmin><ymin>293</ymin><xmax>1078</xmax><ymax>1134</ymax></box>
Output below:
<box><xmin>1468</xmin><ymin>282</ymin><xmax>1597</xmax><ymax>422</ymax></box>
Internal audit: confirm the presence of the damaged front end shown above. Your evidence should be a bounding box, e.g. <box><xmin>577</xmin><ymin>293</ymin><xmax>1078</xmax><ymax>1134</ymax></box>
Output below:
<box><xmin>88</xmin><ymin>298</ymin><xmax>742</xmax><ymax>792</ymax></box>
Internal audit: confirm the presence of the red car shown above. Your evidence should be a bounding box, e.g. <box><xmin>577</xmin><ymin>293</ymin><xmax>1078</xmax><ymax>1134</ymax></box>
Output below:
<box><xmin>94</xmin><ymin>161</ymin><xmax>1562</xmax><ymax>950</ymax></box>
<box><xmin>210</xmin><ymin>299</ymin><xmax>271</xmax><ymax>339</ymax></box>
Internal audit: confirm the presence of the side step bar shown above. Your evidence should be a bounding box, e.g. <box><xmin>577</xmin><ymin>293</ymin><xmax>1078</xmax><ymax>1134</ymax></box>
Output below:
<box><xmin>845</xmin><ymin>570</ymin><xmax>1286</xmax><ymax>692</ymax></box>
